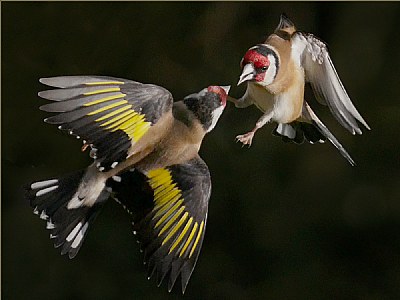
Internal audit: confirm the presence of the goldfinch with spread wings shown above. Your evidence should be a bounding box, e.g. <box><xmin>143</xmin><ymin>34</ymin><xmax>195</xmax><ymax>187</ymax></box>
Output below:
<box><xmin>231</xmin><ymin>14</ymin><xmax>370</xmax><ymax>165</ymax></box>
<box><xmin>26</xmin><ymin>76</ymin><xmax>230</xmax><ymax>293</ymax></box>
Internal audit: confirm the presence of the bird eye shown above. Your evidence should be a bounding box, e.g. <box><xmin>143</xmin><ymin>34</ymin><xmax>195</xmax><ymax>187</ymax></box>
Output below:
<box><xmin>261</xmin><ymin>66</ymin><xmax>268</xmax><ymax>72</ymax></box>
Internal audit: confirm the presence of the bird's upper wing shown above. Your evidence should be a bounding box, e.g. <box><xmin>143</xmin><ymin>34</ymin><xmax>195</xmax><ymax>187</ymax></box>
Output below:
<box><xmin>291</xmin><ymin>32</ymin><xmax>370</xmax><ymax>135</ymax></box>
<box><xmin>39</xmin><ymin>76</ymin><xmax>173</xmax><ymax>170</ymax></box>
<box><xmin>107</xmin><ymin>156</ymin><xmax>211</xmax><ymax>293</ymax></box>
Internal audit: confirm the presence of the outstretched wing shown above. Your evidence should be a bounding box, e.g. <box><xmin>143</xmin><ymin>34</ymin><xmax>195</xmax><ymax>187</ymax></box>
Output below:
<box><xmin>291</xmin><ymin>32</ymin><xmax>370</xmax><ymax>135</ymax></box>
<box><xmin>39</xmin><ymin>76</ymin><xmax>173</xmax><ymax>170</ymax></box>
<box><xmin>107</xmin><ymin>156</ymin><xmax>211</xmax><ymax>293</ymax></box>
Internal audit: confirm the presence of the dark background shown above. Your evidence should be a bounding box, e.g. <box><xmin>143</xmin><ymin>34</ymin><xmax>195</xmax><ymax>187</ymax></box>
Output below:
<box><xmin>3</xmin><ymin>2</ymin><xmax>400</xmax><ymax>299</ymax></box>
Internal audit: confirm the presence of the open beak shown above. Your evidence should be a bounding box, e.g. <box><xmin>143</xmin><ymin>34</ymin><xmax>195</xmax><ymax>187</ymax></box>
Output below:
<box><xmin>237</xmin><ymin>64</ymin><xmax>256</xmax><ymax>86</ymax></box>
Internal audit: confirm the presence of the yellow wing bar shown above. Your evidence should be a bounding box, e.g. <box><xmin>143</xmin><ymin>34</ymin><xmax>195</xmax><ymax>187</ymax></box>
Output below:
<box><xmin>81</xmin><ymin>90</ymin><xmax>151</xmax><ymax>142</ymax></box>
<box><xmin>147</xmin><ymin>168</ymin><xmax>203</xmax><ymax>258</ymax></box>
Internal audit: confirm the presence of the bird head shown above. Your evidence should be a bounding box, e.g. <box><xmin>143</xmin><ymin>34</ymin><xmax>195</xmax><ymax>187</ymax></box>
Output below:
<box><xmin>183</xmin><ymin>85</ymin><xmax>230</xmax><ymax>132</ymax></box>
<box><xmin>206</xmin><ymin>85</ymin><xmax>230</xmax><ymax>108</ymax></box>
<box><xmin>238</xmin><ymin>44</ymin><xmax>279</xmax><ymax>87</ymax></box>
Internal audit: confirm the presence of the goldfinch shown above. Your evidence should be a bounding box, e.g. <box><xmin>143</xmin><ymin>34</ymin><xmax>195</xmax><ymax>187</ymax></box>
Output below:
<box><xmin>26</xmin><ymin>76</ymin><xmax>230</xmax><ymax>293</ymax></box>
<box><xmin>231</xmin><ymin>14</ymin><xmax>370</xmax><ymax>165</ymax></box>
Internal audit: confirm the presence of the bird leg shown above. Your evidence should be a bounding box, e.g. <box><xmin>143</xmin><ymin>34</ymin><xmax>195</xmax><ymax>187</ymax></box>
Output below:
<box><xmin>236</xmin><ymin>128</ymin><xmax>258</xmax><ymax>146</ymax></box>
<box><xmin>236</xmin><ymin>111</ymin><xmax>274</xmax><ymax>147</ymax></box>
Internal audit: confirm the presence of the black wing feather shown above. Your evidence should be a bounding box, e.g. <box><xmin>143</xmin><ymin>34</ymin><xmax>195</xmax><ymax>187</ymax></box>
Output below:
<box><xmin>107</xmin><ymin>157</ymin><xmax>211</xmax><ymax>293</ymax></box>
<box><xmin>38</xmin><ymin>76</ymin><xmax>173</xmax><ymax>170</ymax></box>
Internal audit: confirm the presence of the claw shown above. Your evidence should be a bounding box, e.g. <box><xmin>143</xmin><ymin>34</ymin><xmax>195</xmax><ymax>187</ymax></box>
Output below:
<box><xmin>236</xmin><ymin>131</ymin><xmax>255</xmax><ymax>147</ymax></box>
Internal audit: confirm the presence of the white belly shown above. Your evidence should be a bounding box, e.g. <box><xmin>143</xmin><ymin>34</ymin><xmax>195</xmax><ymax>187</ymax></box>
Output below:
<box><xmin>272</xmin><ymin>92</ymin><xmax>302</xmax><ymax>123</ymax></box>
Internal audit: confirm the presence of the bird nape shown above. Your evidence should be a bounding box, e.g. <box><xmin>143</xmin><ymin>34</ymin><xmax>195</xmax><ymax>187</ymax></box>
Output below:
<box><xmin>26</xmin><ymin>75</ymin><xmax>230</xmax><ymax>294</ymax></box>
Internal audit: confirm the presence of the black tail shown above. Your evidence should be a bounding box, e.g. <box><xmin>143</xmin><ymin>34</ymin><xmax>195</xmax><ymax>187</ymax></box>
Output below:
<box><xmin>26</xmin><ymin>170</ymin><xmax>108</xmax><ymax>258</ymax></box>
<box><xmin>273</xmin><ymin>122</ymin><xmax>326</xmax><ymax>145</ymax></box>
<box><xmin>273</xmin><ymin>120</ymin><xmax>355</xmax><ymax>166</ymax></box>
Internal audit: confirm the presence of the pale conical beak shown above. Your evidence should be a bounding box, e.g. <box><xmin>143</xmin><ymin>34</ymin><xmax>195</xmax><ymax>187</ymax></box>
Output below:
<box><xmin>220</xmin><ymin>85</ymin><xmax>231</xmax><ymax>95</ymax></box>
<box><xmin>237</xmin><ymin>64</ymin><xmax>256</xmax><ymax>86</ymax></box>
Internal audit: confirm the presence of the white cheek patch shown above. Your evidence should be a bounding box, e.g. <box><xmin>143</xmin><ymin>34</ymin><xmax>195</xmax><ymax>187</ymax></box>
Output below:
<box><xmin>207</xmin><ymin>105</ymin><xmax>224</xmax><ymax>132</ymax></box>
<box><xmin>262</xmin><ymin>54</ymin><xmax>278</xmax><ymax>86</ymax></box>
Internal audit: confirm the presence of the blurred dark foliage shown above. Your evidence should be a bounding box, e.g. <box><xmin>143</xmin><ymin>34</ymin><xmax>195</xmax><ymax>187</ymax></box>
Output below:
<box><xmin>3</xmin><ymin>2</ymin><xmax>400</xmax><ymax>299</ymax></box>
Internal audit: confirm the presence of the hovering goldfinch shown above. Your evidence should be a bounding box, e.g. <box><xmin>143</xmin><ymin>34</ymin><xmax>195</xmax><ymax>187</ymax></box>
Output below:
<box><xmin>231</xmin><ymin>14</ymin><xmax>370</xmax><ymax>165</ymax></box>
<box><xmin>26</xmin><ymin>76</ymin><xmax>230</xmax><ymax>293</ymax></box>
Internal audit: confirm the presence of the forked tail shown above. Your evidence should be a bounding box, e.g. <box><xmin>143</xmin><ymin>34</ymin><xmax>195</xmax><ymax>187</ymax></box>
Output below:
<box><xmin>273</xmin><ymin>102</ymin><xmax>356</xmax><ymax>166</ymax></box>
<box><xmin>26</xmin><ymin>168</ymin><xmax>110</xmax><ymax>258</ymax></box>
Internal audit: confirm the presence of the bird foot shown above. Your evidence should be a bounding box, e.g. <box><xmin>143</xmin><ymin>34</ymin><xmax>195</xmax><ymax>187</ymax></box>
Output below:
<box><xmin>236</xmin><ymin>132</ymin><xmax>255</xmax><ymax>147</ymax></box>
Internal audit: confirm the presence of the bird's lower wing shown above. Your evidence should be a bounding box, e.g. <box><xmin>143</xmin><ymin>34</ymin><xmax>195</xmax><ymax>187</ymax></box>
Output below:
<box><xmin>106</xmin><ymin>156</ymin><xmax>211</xmax><ymax>293</ymax></box>
<box><xmin>303</xmin><ymin>102</ymin><xmax>355</xmax><ymax>166</ymax></box>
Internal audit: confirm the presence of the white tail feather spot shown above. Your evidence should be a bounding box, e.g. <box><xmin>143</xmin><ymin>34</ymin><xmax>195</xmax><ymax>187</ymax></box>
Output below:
<box><xmin>71</xmin><ymin>222</ymin><xmax>89</xmax><ymax>248</ymax></box>
<box><xmin>33</xmin><ymin>207</ymin><xmax>39</xmax><ymax>215</ymax></box>
<box><xmin>66</xmin><ymin>222</ymin><xmax>83</xmax><ymax>242</ymax></box>
<box><xmin>277</xmin><ymin>123</ymin><xmax>296</xmax><ymax>139</ymax></box>
<box><xmin>46</xmin><ymin>220</ymin><xmax>55</xmax><ymax>229</ymax></box>
<box><xmin>35</xmin><ymin>185</ymin><xmax>58</xmax><ymax>197</ymax></box>
<box><xmin>112</xmin><ymin>176</ymin><xmax>122</xmax><ymax>182</ymax></box>
<box><xmin>40</xmin><ymin>210</ymin><xmax>48</xmax><ymax>220</ymax></box>
<box><xmin>31</xmin><ymin>179</ymin><xmax>58</xmax><ymax>190</ymax></box>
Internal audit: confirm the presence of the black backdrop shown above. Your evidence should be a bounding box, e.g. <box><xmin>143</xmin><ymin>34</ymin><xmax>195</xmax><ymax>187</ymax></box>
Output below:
<box><xmin>3</xmin><ymin>2</ymin><xmax>400</xmax><ymax>299</ymax></box>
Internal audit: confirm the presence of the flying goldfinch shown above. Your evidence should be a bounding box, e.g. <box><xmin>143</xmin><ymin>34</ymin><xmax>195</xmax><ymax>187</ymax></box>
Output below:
<box><xmin>231</xmin><ymin>14</ymin><xmax>370</xmax><ymax>165</ymax></box>
<box><xmin>26</xmin><ymin>75</ymin><xmax>230</xmax><ymax>293</ymax></box>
